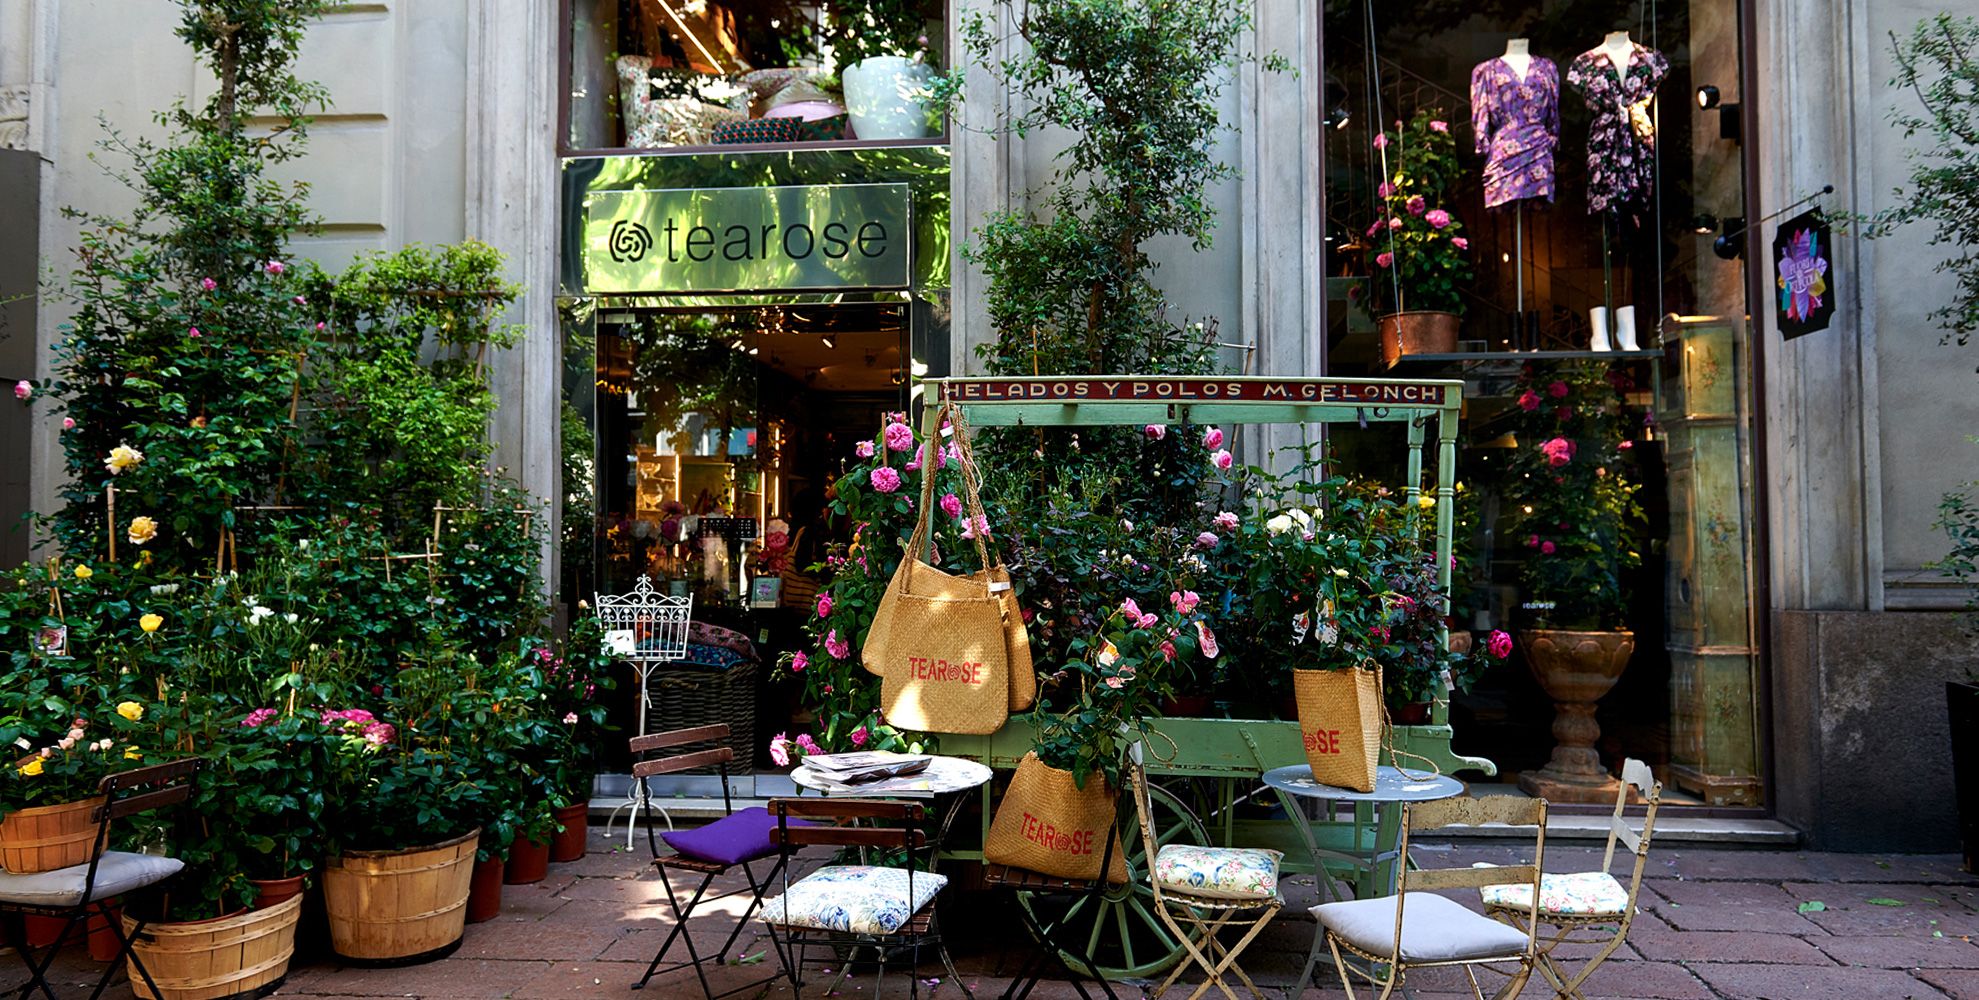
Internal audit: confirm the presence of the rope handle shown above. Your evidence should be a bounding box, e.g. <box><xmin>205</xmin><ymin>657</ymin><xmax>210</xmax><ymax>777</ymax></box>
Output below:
<box><xmin>1376</xmin><ymin>665</ymin><xmax>1442</xmax><ymax>782</ymax></box>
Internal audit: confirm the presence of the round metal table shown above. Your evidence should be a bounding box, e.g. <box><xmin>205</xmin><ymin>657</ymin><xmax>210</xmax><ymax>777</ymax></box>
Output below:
<box><xmin>1261</xmin><ymin>764</ymin><xmax>1465</xmax><ymax>990</ymax></box>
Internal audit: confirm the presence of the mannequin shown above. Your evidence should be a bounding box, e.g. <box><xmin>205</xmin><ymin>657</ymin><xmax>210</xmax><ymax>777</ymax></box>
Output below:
<box><xmin>1597</xmin><ymin>30</ymin><xmax>1634</xmax><ymax>76</ymax></box>
<box><xmin>1569</xmin><ymin>31</ymin><xmax>1669</xmax><ymax>350</ymax></box>
<box><xmin>1501</xmin><ymin>37</ymin><xmax>1533</xmax><ymax>81</ymax></box>
<box><xmin>1473</xmin><ymin>38</ymin><xmax>1559</xmax><ymax>344</ymax></box>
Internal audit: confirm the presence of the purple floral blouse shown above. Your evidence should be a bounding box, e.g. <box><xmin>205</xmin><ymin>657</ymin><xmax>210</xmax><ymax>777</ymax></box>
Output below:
<box><xmin>1566</xmin><ymin>44</ymin><xmax>1670</xmax><ymax>215</ymax></box>
<box><xmin>1470</xmin><ymin>57</ymin><xmax>1560</xmax><ymax>209</ymax></box>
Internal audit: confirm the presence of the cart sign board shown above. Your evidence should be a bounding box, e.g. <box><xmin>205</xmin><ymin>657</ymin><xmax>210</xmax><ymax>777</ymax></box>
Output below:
<box><xmin>1773</xmin><ymin>209</ymin><xmax>1834</xmax><ymax>339</ymax></box>
<box><xmin>938</xmin><ymin>377</ymin><xmax>1451</xmax><ymax>406</ymax></box>
<box><xmin>582</xmin><ymin>183</ymin><xmax>912</xmax><ymax>294</ymax></box>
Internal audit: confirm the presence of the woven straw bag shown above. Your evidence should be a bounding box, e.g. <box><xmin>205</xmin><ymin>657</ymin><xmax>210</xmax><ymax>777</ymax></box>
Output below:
<box><xmin>984</xmin><ymin>753</ymin><xmax>1129</xmax><ymax>884</ymax></box>
<box><xmin>1293</xmin><ymin>667</ymin><xmax>1383</xmax><ymax>792</ymax></box>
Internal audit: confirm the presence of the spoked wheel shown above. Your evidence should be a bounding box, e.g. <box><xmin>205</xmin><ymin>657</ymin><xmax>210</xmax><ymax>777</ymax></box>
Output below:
<box><xmin>1014</xmin><ymin>780</ymin><xmax>1211</xmax><ymax>981</ymax></box>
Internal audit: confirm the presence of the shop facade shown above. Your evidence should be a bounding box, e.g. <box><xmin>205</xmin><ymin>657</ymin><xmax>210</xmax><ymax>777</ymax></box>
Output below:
<box><xmin>5</xmin><ymin>0</ymin><xmax>1973</xmax><ymax>849</ymax></box>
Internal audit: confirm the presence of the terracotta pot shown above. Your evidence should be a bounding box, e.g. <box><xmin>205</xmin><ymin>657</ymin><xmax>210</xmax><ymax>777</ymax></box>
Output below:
<box><xmin>250</xmin><ymin>875</ymin><xmax>306</xmax><ymax>911</ymax></box>
<box><xmin>504</xmin><ymin>835</ymin><xmax>549</xmax><ymax>885</ymax></box>
<box><xmin>24</xmin><ymin>913</ymin><xmax>68</xmax><ymax>949</ymax></box>
<box><xmin>1517</xmin><ymin>629</ymin><xmax>1635</xmax><ymax>803</ymax></box>
<box><xmin>550</xmin><ymin>801</ymin><xmax>589</xmax><ymax>863</ymax></box>
<box><xmin>87</xmin><ymin>900</ymin><xmax>123</xmax><ymax>962</ymax></box>
<box><xmin>0</xmin><ymin>796</ymin><xmax>106</xmax><ymax>874</ymax></box>
<box><xmin>1378</xmin><ymin>310</ymin><xmax>1460</xmax><ymax>368</ymax></box>
<box><xmin>1389</xmin><ymin>700</ymin><xmax>1434</xmax><ymax>726</ymax></box>
<box><xmin>466</xmin><ymin>857</ymin><xmax>504</xmax><ymax>924</ymax></box>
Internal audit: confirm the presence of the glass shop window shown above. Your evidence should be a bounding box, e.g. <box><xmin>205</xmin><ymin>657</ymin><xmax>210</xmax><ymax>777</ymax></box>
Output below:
<box><xmin>566</xmin><ymin>0</ymin><xmax>949</xmax><ymax>152</ymax></box>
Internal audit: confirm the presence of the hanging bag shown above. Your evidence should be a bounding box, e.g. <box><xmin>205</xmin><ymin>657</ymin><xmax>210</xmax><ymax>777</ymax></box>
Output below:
<box><xmin>1293</xmin><ymin>665</ymin><xmax>1384</xmax><ymax>793</ymax></box>
<box><xmin>865</xmin><ymin>403</ymin><xmax>1011</xmax><ymax>735</ymax></box>
<box><xmin>984</xmin><ymin>752</ymin><xmax>1130</xmax><ymax>884</ymax></box>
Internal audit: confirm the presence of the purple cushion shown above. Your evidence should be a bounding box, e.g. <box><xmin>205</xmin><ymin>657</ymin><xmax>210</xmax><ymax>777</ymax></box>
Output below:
<box><xmin>661</xmin><ymin>807</ymin><xmax>809</xmax><ymax>866</ymax></box>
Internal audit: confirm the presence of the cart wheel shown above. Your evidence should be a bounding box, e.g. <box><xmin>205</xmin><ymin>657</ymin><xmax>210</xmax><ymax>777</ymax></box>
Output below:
<box><xmin>1014</xmin><ymin>780</ymin><xmax>1210</xmax><ymax>981</ymax></box>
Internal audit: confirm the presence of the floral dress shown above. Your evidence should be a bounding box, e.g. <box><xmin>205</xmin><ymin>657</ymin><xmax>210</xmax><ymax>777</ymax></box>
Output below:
<box><xmin>1566</xmin><ymin>44</ymin><xmax>1669</xmax><ymax>215</ymax></box>
<box><xmin>1470</xmin><ymin>57</ymin><xmax>1561</xmax><ymax>209</ymax></box>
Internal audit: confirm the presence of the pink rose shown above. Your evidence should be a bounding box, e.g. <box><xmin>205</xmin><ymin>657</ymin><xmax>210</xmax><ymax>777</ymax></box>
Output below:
<box><xmin>1388</xmin><ymin>217</ymin><xmax>1404</xmax><ymax>230</ymax></box>
<box><xmin>870</xmin><ymin>466</ymin><xmax>901</xmax><ymax>493</ymax></box>
<box><xmin>1425</xmin><ymin>209</ymin><xmax>1451</xmax><ymax>229</ymax></box>
<box><xmin>1211</xmin><ymin>449</ymin><xmax>1234</xmax><ymax>470</ymax></box>
<box><xmin>1406</xmin><ymin>196</ymin><xmax>1426</xmax><ymax>217</ymax></box>
<box><xmin>200</xmin><ymin>277</ymin><xmax>217</xmax><ymax>292</ymax></box>
<box><xmin>1373</xmin><ymin>133</ymin><xmax>1390</xmax><ymax>150</ymax></box>
<box><xmin>1214</xmin><ymin>511</ymin><xmax>1239</xmax><ymax>532</ymax></box>
<box><xmin>241</xmin><ymin>708</ymin><xmax>279</xmax><ymax>728</ymax></box>
<box><xmin>1541</xmin><ymin>437</ymin><xmax>1576</xmax><ymax>467</ymax></box>
<box><xmin>849</xmin><ymin>727</ymin><xmax>868</xmax><ymax>747</ymax></box>
<box><xmin>11</xmin><ymin>381</ymin><xmax>27</xmax><ymax>401</ymax></box>
<box><xmin>961</xmin><ymin>514</ymin><xmax>991</xmax><ymax>540</ymax></box>
<box><xmin>1144</xmin><ymin>424</ymin><xmax>1166</xmax><ymax>440</ymax></box>
<box><xmin>361</xmin><ymin>722</ymin><xmax>395</xmax><ymax>747</ymax></box>
<box><xmin>940</xmin><ymin>492</ymin><xmax>963</xmax><ymax>519</ymax></box>
<box><xmin>1195</xmin><ymin>531</ymin><xmax>1219</xmax><ymax>549</ymax></box>
<box><xmin>1487</xmin><ymin>630</ymin><xmax>1513</xmax><ymax>659</ymax></box>
<box><xmin>1429</xmin><ymin>119</ymin><xmax>1449</xmax><ymax>133</ymax></box>
<box><xmin>1376</xmin><ymin>182</ymin><xmax>1396</xmax><ymax>198</ymax></box>
<box><xmin>1170</xmin><ymin>590</ymin><xmax>1201</xmax><ymax>614</ymax></box>
<box><xmin>1619</xmin><ymin>440</ymin><xmax>1634</xmax><ymax>450</ymax></box>
<box><xmin>1376</xmin><ymin>252</ymin><xmax>1394</xmax><ymax>268</ymax></box>
<box><xmin>1203</xmin><ymin>427</ymin><xmax>1224</xmax><ymax>450</ymax></box>
<box><xmin>1121</xmin><ymin>597</ymin><xmax>1147</xmax><ymax>621</ymax></box>
<box><xmin>188</xmin><ymin>327</ymin><xmax>201</xmax><ymax>338</ymax></box>
<box><xmin>264</xmin><ymin>260</ymin><xmax>285</xmax><ymax>275</ymax></box>
<box><xmin>883</xmin><ymin>421</ymin><xmax>914</xmax><ymax>452</ymax></box>
<box><xmin>562</xmin><ymin>712</ymin><xmax>579</xmax><ymax>725</ymax></box>
<box><xmin>1195</xmin><ymin>621</ymin><xmax>1220</xmax><ymax>658</ymax></box>
<box><xmin>1526</xmin><ymin>534</ymin><xmax>1539</xmax><ymax>548</ymax></box>
<box><xmin>795</xmin><ymin>733</ymin><xmax>822</xmax><ymax>755</ymax></box>
<box><xmin>856</xmin><ymin>440</ymin><xmax>875</xmax><ymax>458</ymax></box>
<box><xmin>816</xmin><ymin>593</ymin><xmax>832</xmax><ymax>618</ymax></box>
<box><xmin>1541</xmin><ymin>541</ymin><xmax>1557</xmax><ymax>554</ymax></box>
<box><xmin>62</xmin><ymin>417</ymin><xmax>75</xmax><ymax>430</ymax></box>
<box><xmin>769</xmin><ymin>734</ymin><xmax>791</xmax><ymax>767</ymax></box>
<box><xmin>791</xmin><ymin>651</ymin><xmax>808</xmax><ymax>672</ymax></box>
<box><xmin>824</xmin><ymin>629</ymin><xmax>851</xmax><ymax>659</ymax></box>
<box><xmin>1547</xmin><ymin>380</ymin><xmax>1569</xmax><ymax>398</ymax></box>
<box><xmin>1452</xmin><ymin>237</ymin><xmax>1469</xmax><ymax>250</ymax></box>
<box><xmin>1518</xmin><ymin>389</ymin><xmax>1540</xmax><ymax>411</ymax></box>
<box><xmin>1365</xmin><ymin>221</ymin><xmax>1381</xmax><ymax>238</ymax></box>
<box><xmin>1160</xmin><ymin>640</ymin><xmax>1177</xmax><ymax>662</ymax></box>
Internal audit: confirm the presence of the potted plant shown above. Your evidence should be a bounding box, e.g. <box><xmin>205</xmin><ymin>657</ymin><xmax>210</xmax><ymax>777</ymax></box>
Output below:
<box><xmin>825</xmin><ymin>0</ymin><xmax>939</xmax><ymax>140</ymax></box>
<box><xmin>0</xmin><ymin>707</ymin><xmax>135</xmax><ymax>874</ymax></box>
<box><xmin>533</xmin><ymin>620</ymin><xmax>615</xmax><ymax>864</ymax></box>
<box><xmin>1361</xmin><ymin>110</ymin><xmax>1475</xmax><ymax>366</ymax></box>
<box><xmin>1501</xmin><ymin>361</ymin><xmax>1645</xmax><ymax>803</ymax></box>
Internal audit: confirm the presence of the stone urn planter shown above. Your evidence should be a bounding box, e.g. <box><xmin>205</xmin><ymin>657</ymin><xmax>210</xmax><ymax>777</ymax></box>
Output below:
<box><xmin>1517</xmin><ymin>629</ymin><xmax>1633</xmax><ymax>803</ymax></box>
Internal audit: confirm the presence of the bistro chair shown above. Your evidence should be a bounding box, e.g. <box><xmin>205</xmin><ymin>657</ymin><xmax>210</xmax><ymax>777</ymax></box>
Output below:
<box><xmin>1312</xmin><ymin>795</ymin><xmax>1547</xmax><ymax>1000</ymax></box>
<box><xmin>629</xmin><ymin>724</ymin><xmax>787</xmax><ymax>999</ymax></box>
<box><xmin>0</xmin><ymin>758</ymin><xmax>199</xmax><ymax>1000</ymax></box>
<box><xmin>1129</xmin><ymin>760</ymin><xmax>1283</xmax><ymax>1000</ymax></box>
<box><xmin>982</xmin><ymin>832</ymin><xmax>1122</xmax><ymax>1000</ymax></box>
<box><xmin>1480</xmin><ymin>759</ymin><xmax>1661</xmax><ymax>1000</ymax></box>
<box><xmin>759</xmin><ymin>797</ymin><xmax>956</xmax><ymax>1000</ymax></box>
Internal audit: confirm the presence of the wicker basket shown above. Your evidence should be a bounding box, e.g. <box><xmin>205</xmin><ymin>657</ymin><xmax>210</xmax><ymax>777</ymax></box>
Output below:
<box><xmin>647</xmin><ymin>661</ymin><xmax>756</xmax><ymax>772</ymax></box>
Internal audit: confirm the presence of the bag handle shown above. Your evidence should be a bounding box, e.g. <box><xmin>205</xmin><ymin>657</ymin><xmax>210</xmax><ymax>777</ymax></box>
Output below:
<box><xmin>1376</xmin><ymin>664</ymin><xmax>1442</xmax><ymax>781</ymax></box>
<box><xmin>892</xmin><ymin>401</ymin><xmax>996</xmax><ymax>592</ymax></box>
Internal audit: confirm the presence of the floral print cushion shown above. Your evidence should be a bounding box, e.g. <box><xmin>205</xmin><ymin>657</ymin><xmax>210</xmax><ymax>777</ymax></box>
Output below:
<box><xmin>1480</xmin><ymin>871</ymin><xmax>1631</xmax><ymax>916</ymax></box>
<box><xmin>759</xmin><ymin>865</ymin><xmax>947</xmax><ymax>935</ymax></box>
<box><xmin>1153</xmin><ymin>845</ymin><xmax>1282</xmax><ymax>901</ymax></box>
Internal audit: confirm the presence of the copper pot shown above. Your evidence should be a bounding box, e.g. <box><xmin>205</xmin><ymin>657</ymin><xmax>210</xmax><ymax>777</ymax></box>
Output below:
<box><xmin>1378</xmin><ymin>311</ymin><xmax>1460</xmax><ymax>368</ymax></box>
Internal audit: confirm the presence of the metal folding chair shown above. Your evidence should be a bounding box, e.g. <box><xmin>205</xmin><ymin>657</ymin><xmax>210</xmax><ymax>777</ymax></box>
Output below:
<box><xmin>1482</xmin><ymin>759</ymin><xmax>1661</xmax><ymax>999</ymax></box>
<box><xmin>760</xmin><ymin>797</ymin><xmax>959</xmax><ymax>1000</ymax></box>
<box><xmin>983</xmin><ymin>831</ymin><xmax>1122</xmax><ymax>1000</ymax></box>
<box><xmin>1313</xmin><ymin>795</ymin><xmax>1547</xmax><ymax>1000</ymax></box>
<box><xmin>629</xmin><ymin>724</ymin><xmax>784</xmax><ymax>999</ymax></box>
<box><xmin>0</xmin><ymin>759</ymin><xmax>199</xmax><ymax>1000</ymax></box>
<box><xmin>1129</xmin><ymin>762</ymin><xmax>1282</xmax><ymax>1000</ymax></box>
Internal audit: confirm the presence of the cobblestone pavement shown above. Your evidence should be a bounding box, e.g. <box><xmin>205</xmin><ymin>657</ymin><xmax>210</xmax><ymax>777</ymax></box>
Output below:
<box><xmin>11</xmin><ymin>829</ymin><xmax>1976</xmax><ymax>999</ymax></box>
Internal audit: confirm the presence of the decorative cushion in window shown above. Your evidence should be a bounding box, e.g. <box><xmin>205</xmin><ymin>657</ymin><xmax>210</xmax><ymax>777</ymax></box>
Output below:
<box><xmin>759</xmin><ymin>865</ymin><xmax>947</xmax><ymax>935</ymax></box>
<box><xmin>1479</xmin><ymin>870</ymin><xmax>1631</xmax><ymax>916</ymax></box>
<box><xmin>677</xmin><ymin>642</ymin><xmax>750</xmax><ymax>671</ymax></box>
<box><xmin>661</xmin><ymin>807</ymin><xmax>811</xmax><ymax>867</ymax></box>
<box><xmin>688</xmin><ymin>622</ymin><xmax>757</xmax><ymax>660</ymax></box>
<box><xmin>1152</xmin><ymin>844</ymin><xmax>1282</xmax><ymax>901</ymax></box>
<box><xmin>615</xmin><ymin>55</ymin><xmax>744</xmax><ymax>148</ymax></box>
<box><xmin>789</xmin><ymin>115</ymin><xmax>849</xmax><ymax>142</ymax></box>
<box><xmin>711</xmin><ymin>117</ymin><xmax>803</xmax><ymax>145</ymax></box>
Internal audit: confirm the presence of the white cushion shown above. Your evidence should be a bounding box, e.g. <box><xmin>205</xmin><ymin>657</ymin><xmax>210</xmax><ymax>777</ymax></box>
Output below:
<box><xmin>759</xmin><ymin>865</ymin><xmax>946</xmax><ymax>936</ymax></box>
<box><xmin>1312</xmin><ymin>892</ymin><xmax>1529</xmax><ymax>963</ymax></box>
<box><xmin>1152</xmin><ymin>845</ymin><xmax>1282</xmax><ymax>901</ymax></box>
<box><xmin>1480</xmin><ymin>871</ymin><xmax>1631</xmax><ymax>917</ymax></box>
<box><xmin>0</xmin><ymin>852</ymin><xmax>184</xmax><ymax>908</ymax></box>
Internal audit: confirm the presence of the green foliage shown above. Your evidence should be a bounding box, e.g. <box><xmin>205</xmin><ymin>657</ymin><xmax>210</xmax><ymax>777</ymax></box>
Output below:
<box><xmin>1935</xmin><ymin>437</ymin><xmax>1979</xmax><ymax>630</ymax></box>
<box><xmin>824</xmin><ymin>0</ymin><xmax>937</xmax><ymax>69</ymax></box>
<box><xmin>1032</xmin><ymin>600</ymin><xmax>1214</xmax><ymax>792</ymax></box>
<box><xmin>1362</xmin><ymin>111</ymin><xmax>1476</xmax><ymax>316</ymax></box>
<box><xmin>1499</xmin><ymin>363</ymin><xmax>1645</xmax><ymax>629</ymax></box>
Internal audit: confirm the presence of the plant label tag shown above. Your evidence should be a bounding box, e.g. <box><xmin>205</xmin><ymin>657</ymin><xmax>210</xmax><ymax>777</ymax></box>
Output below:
<box><xmin>604</xmin><ymin>630</ymin><xmax>638</xmax><ymax>657</ymax></box>
<box><xmin>988</xmin><ymin>581</ymin><xmax>1012</xmax><ymax>593</ymax></box>
<box><xmin>1292</xmin><ymin>612</ymin><xmax>1311</xmax><ymax>644</ymax></box>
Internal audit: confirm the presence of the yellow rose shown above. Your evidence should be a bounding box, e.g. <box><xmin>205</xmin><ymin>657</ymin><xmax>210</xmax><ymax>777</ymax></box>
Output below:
<box><xmin>18</xmin><ymin>757</ymin><xmax>42</xmax><ymax>776</ymax></box>
<box><xmin>139</xmin><ymin>613</ymin><xmax>164</xmax><ymax>634</ymax></box>
<box><xmin>127</xmin><ymin>516</ymin><xmax>158</xmax><ymax>546</ymax></box>
<box><xmin>1417</xmin><ymin>495</ymin><xmax>1436</xmax><ymax>510</ymax></box>
<box><xmin>74</xmin><ymin>565</ymin><xmax>93</xmax><ymax>581</ymax></box>
<box><xmin>104</xmin><ymin>443</ymin><xmax>144</xmax><ymax>475</ymax></box>
<box><xmin>116</xmin><ymin>701</ymin><xmax>144</xmax><ymax>722</ymax></box>
<box><xmin>123</xmin><ymin>747</ymin><xmax>142</xmax><ymax>760</ymax></box>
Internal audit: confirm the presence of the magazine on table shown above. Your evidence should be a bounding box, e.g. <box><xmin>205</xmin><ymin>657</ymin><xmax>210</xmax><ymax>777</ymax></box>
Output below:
<box><xmin>801</xmin><ymin>751</ymin><xmax>934</xmax><ymax>782</ymax></box>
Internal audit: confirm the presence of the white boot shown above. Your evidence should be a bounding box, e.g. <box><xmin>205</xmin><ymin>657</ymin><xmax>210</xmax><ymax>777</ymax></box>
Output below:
<box><xmin>1589</xmin><ymin>307</ymin><xmax>1613</xmax><ymax>352</ymax></box>
<box><xmin>1614</xmin><ymin>305</ymin><xmax>1640</xmax><ymax>351</ymax></box>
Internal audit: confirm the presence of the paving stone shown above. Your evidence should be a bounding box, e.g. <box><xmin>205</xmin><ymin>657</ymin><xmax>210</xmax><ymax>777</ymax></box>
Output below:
<box><xmin>286</xmin><ymin>957</ymin><xmax>552</xmax><ymax>997</ymax></box>
<box><xmin>1641</xmin><ymin>885</ymin><xmax>1827</xmax><ymax>935</ymax></box>
<box><xmin>1921</xmin><ymin>969</ymin><xmax>1979</xmax><ymax>999</ymax></box>
<box><xmin>1697</xmin><ymin>964</ymin><xmax>1951</xmax><ymax>999</ymax></box>
<box><xmin>1784</xmin><ymin>884</ymin><xmax>1979</xmax><ymax>938</ymax></box>
<box><xmin>1659</xmin><ymin>851</ymin><xmax>1973</xmax><ymax>885</ymax></box>
<box><xmin>1818</xmin><ymin>936</ymin><xmax>1979</xmax><ymax>969</ymax></box>
<box><xmin>453</xmin><ymin>915</ymin><xmax>640</xmax><ymax>962</ymax></box>
<box><xmin>1625</xmin><ymin>924</ymin><xmax>1831</xmax><ymax>964</ymax></box>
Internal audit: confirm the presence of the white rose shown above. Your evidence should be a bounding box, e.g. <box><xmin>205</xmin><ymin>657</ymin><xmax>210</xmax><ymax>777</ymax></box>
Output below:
<box><xmin>1265</xmin><ymin>514</ymin><xmax>1293</xmax><ymax>536</ymax></box>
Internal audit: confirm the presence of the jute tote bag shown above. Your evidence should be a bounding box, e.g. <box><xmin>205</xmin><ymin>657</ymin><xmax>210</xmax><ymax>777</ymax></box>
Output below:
<box><xmin>867</xmin><ymin>403</ymin><xmax>1011</xmax><ymax>734</ymax></box>
<box><xmin>1293</xmin><ymin>667</ymin><xmax>1383</xmax><ymax>792</ymax></box>
<box><xmin>984</xmin><ymin>752</ymin><xmax>1130</xmax><ymax>884</ymax></box>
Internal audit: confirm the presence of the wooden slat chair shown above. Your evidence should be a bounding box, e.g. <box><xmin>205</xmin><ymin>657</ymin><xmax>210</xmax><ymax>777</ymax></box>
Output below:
<box><xmin>0</xmin><ymin>759</ymin><xmax>199</xmax><ymax>1000</ymax></box>
<box><xmin>1129</xmin><ymin>762</ymin><xmax>1283</xmax><ymax>1000</ymax></box>
<box><xmin>760</xmin><ymin>798</ymin><xmax>960</xmax><ymax>1000</ymax></box>
<box><xmin>1481</xmin><ymin>760</ymin><xmax>1661</xmax><ymax>1000</ymax></box>
<box><xmin>1312</xmin><ymin>796</ymin><xmax>1548</xmax><ymax>1000</ymax></box>
<box><xmin>629</xmin><ymin>724</ymin><xmax>785</xmax><ymax>999</ymax></box>
<box><xmin>982</xmin><ymin>833</ymin><xmax>1122</xmax><ymax>1000</ymax></box>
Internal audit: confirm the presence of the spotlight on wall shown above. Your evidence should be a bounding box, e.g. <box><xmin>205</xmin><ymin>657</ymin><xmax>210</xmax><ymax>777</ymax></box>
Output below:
<box><xmin>1713</xmin><ymin>216</ymin><xmax>1746</xmax><ymax>261</ymax></box>
<box><xmin>1695</xmin><ymin>85</ymin><xmax>1742</xmax><ymax>142</ymax></box>
<box><xmin>1692</xmin><ymin>213</ymin><xmax>1718</xmax><ymax>235</ymax></box>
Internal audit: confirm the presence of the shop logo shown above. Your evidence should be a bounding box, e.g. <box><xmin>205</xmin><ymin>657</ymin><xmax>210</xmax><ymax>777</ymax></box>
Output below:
<box><xmin>609</xmin><ymin>219</ymin><xmax>653</xmax><ymax>263</ymax></box>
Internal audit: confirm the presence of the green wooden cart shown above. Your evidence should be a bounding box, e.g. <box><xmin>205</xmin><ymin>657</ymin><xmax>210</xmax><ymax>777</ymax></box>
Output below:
<box><xmin>924</xmin><ymin>376</ymin><xmax>1497</xmax><ymax>980</ymax></box>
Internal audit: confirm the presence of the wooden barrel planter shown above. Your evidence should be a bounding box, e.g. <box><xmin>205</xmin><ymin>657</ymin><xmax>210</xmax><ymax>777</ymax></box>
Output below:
<box><xmin>322</xmin><ymin>829</ymin><xmax>477</xmax><ymax>965</ymax></box>
<box><xmin>0</xmin><ymin>796</ymin><xmax>105</xmax><ymax>873</ymax></box>
<box><xmin>122</xmin><ymin>892</ymin><xmax>302</xmax><ymax>1000</ymax></box>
